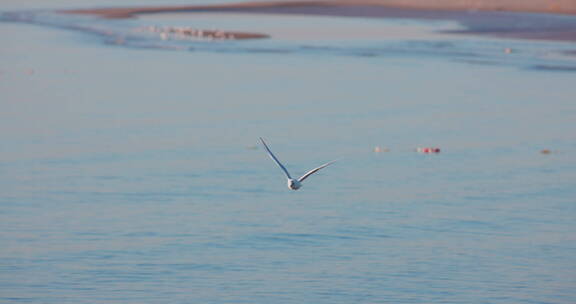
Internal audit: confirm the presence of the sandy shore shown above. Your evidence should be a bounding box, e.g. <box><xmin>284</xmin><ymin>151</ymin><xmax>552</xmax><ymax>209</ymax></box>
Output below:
<box><xmin>63</xmin><ymin>0</ymin><xmax>576</xmax><ymax>42</ymax></box>
<box><xmin>64</xmin><ymin>0</ymin><xmax>576</xmax><ymax>17</ymax></box>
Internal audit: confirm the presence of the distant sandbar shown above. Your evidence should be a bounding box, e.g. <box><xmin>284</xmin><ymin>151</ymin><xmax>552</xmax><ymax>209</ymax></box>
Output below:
<box><xmin>63</xmin><ymin>0</ymin><xmax>576</xmax><ymax>42</ymax></box>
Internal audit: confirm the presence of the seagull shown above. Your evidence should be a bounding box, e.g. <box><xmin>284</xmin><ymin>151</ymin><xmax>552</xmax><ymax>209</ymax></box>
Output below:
<box><xmin>259</xmin><ymin>137</ymin><xmax>336</xmax><ymax>190</ymax></box>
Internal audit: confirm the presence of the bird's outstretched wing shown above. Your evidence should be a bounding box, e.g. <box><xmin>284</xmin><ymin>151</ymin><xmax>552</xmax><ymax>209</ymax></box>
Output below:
<box><xmin>298</xmin><ymin>160</ymin><xmax>336</xmax><ymax>183</ymax></box>
<box><xmin>259</xmin><ymin>137</ymin><xmax>292</xmax><ymax>179</ymax></box>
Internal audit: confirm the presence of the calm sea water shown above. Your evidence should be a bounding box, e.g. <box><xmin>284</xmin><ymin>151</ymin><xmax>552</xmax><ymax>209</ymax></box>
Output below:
<box><xmin>1</xmin><ymin>1</ymin><xmax>575</xmax><ymax>303</ymax></box>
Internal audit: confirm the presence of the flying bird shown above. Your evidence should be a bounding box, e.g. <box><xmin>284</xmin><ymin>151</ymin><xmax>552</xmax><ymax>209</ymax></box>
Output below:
<box><xmin>259</xmin><ymin>137</ymin><xmax>335</xmax><ymax>190</ymax></box>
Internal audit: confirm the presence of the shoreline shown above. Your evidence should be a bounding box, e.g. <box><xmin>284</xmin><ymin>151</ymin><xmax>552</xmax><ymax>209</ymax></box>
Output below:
<box><xmin>62</xmin><ymin>1</ymin><xmax>576</xmax><ymax>42</ymax></box>
<box><xmin>64</xmin><ymin>0</ymin><xmax>576</xmax><ymax>18</ymax></box>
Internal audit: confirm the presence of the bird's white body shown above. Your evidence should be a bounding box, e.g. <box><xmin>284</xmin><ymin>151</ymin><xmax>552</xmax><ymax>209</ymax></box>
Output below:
<box><xmin>288</xmin><ymin>178</ymin><xmax>302</xmax><ymax>190</ymax></box>
<box><xmin>259</xmin><ymin>137</ymin><xmax>335</xmax><ymax>191</ymax></box>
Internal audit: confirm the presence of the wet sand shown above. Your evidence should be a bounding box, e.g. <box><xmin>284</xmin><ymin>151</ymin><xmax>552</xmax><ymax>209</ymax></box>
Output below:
<box><xmin>63</xmin><ymin>0</ymin><xmax>576</xmax><ymax>42</ymax></box>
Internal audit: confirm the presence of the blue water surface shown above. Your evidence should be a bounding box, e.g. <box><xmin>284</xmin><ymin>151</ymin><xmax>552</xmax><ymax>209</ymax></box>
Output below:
<box><xmin>1</xmin><ymin>1</ymin><xmax>575</xmax><ymax>303</ymax></box>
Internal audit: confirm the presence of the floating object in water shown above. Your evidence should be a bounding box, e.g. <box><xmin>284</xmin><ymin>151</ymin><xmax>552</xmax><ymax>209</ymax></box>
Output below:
<box><xmin>540</xmin><ymin>149</ymin><xmax>552</xmax><ymax>154</ymax></box>
<box><xmin>416</xmin><ymin>147</ymin><xmax>441</xmax><ymax>154</ymax></box>
<box><xmin>373</xmin><ymin>146</ymin><xmax>390</xmax><ymax>153</ymax></box>
<box><xmin>113</xmin><ymin>37</ymin><xmax>125</xmax><ymax>45</ymax></box>
<box><xmin>259</xmin><ymin>137</ymin><xmax>336</xmax><ymax>190</ymax></box>
<box><xmin>504</xmin><ymin>48</ymin><xmax>513</xmax><ymax>54</ymax></box>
